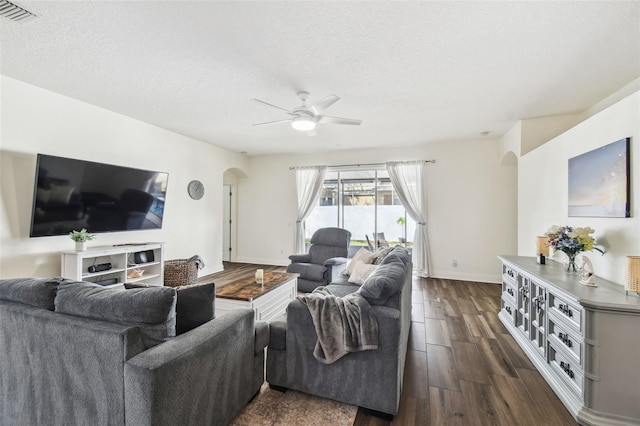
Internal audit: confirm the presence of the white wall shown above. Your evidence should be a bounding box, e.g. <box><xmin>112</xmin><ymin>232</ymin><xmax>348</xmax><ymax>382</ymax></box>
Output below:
<box><xmin>0</xmin><ymin>77</ymin><xmax>248</xmax><ymax>278</ymax></box>
<box><xmin>518</xmin><ymin>90</ymin><xmax>640</xmax><ymax>286</ymax></box>
<box><xmin>237</xmin><ymin>139</ymin><xmax>518</xmax><ymax>283</ymax></box>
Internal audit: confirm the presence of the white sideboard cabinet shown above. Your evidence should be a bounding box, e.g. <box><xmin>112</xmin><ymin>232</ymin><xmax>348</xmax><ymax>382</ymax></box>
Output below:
<box><xmin>499</xmin><ymin>256</ymin><xmax>640</xmax><ymax>426</ymax></box>
<box><xmin>61</xmin><ymin>243</ymin><xmax>164</xmax><ymax>287</ymax></box>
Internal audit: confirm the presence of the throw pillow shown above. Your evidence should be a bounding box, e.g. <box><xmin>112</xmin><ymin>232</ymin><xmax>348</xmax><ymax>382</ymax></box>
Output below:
<box><xmin>55</xmin><ymin>280</ymin><xmax>176</xmax><ymax>348</ymax></box>
<box><xmin>357</xmin><ymin>260</ymin><xmax>406</xmax><ymax>305</ymax></box>
<box><xmin>0</xmin><ymin>277</ymin><xmax>64</xmax><ymax>310</ymax></box>
<box><xmin>125</xmin><ymin>282</ymin><xmax>216</xmax><ymax>335</ymax></box>
<box><xmin>348</xmin><ymin>261</ymin><xmax>378</xmax><ymax>285</ymax></box>
<box><xmin>343</xmin><ymin>248</ymin><xmax>376</xmax><ymax>276</ymax></box>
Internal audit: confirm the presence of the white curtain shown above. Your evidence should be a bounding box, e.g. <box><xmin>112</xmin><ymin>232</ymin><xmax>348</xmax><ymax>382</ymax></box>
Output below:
<box><xmin>294</xmin><ymin>166</ymin><xmax>327</xmax><ymax>253</ymax></box>
<box><xmin>386</xmin><ymin>161</ymin><xmax>431</xmax><ymax>277</ymax></box>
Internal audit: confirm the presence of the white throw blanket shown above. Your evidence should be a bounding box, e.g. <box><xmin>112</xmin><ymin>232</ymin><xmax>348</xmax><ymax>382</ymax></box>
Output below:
<box><xmin>298</xmin><ymin>287</ymin><xmax>378</xmax><ymax>364</ymax></box>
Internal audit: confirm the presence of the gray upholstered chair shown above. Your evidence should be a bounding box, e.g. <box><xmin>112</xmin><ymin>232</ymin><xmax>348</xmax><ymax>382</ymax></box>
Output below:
<box><xmin>286</xmin><ymin>227</ymin><xmax>351</xmax><ymax>292</ymax></box>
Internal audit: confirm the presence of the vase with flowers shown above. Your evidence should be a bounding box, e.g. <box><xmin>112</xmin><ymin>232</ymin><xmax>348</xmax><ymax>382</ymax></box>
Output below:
<box><xmin>546</xmin><ymin>225</ymin><xmax>603</xmax><ymax>273</ymax></box>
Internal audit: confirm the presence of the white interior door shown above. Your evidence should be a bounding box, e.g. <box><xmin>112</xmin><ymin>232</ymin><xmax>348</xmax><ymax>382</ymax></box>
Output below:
<box><xmin>222</xmin><ymin>184</ymin><xmax>232</xmax><ymax>262</ymax></box>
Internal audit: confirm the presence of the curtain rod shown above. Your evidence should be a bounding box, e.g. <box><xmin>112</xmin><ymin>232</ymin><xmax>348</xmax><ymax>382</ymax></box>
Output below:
<box><xmin>289</xmin><ymin>159</ymin><xmax>435</xmax><ymax>170</ymax></box>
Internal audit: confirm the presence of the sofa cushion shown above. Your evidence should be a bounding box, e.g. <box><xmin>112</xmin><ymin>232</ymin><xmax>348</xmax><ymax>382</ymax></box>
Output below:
<box><xmin>373</xmin><ymin>246</ymin><xmax>395</xmax><ymax>265</ymax></box>
<box><xmin>381</xmin><ymin>246</ymin><xmax>411</xmax><ymax>266</ymax></box>
<box><xmin>125</xmin><ymin>282</ymin><xmax>215</xmax><ymax>335</ymax></box>
<box><xmin>55</xmin><ymin>280</ymin><xmax>176</xmax><ymax>348</ymax></box>
<box><xmin>357</xmin><ymin>259</ymin><xmax>406</xmax><ymax>305</ymax></box>
<box><xmin>344</xmin><ymin>248</ymin><xmax>376</xmax><ymax>276</ymax></box>
<box><xmin>325</xmin><ymin>283</ymin><xmax>360</xmax><ymax>297</ymax></box>
<box><xmin>348</xmin><ymin>261</ymin><xmax>378</xmax><ymax>285</ymax></box>
<box><xmin>286</xmin><ymin>262</ymin><xmax>326</xmax><ymax>282</ymax></box>
<box><xmin>0</xmin><ymin>277</ymin><xmax>64</xmax><ymax>310</ymax></box>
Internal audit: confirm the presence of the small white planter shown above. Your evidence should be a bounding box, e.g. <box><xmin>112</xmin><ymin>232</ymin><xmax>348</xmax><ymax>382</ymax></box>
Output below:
<box><xmin>75</xmin><ymin>241</ymin><xmax>87</xmax><ymax>251</ymax></box>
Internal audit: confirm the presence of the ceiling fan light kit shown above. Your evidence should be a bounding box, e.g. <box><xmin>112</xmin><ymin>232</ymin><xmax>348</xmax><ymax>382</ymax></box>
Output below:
<box><xmin>253</xmin><ymin>91</ymin><xmax>361</xmax><ymax>135</ymax></box>
<box><xmin>291</xmin><ymin>116</ymin><xmax>316</xmax><ymax>131</ymax></box>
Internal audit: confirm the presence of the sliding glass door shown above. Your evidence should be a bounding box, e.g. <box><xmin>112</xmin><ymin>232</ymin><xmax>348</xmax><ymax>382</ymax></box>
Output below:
<box><xmin>305</xmin><ymin>168</ymin><xmax>415</xmax><ymax>254</ymax></box>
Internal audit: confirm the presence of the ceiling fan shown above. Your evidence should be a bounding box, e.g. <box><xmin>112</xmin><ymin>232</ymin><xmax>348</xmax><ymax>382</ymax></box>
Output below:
<box><xmin>252</xmin><ymin>91</ymin><xmax>362</xmax><ymax>136</ymax></box>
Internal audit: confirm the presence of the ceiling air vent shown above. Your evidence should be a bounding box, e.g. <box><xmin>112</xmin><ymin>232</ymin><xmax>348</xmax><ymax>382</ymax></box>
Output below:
<box><xmin>0</xmin><ymin>0</ymin><xmax>38</xmax><ymax>24</ymax></box>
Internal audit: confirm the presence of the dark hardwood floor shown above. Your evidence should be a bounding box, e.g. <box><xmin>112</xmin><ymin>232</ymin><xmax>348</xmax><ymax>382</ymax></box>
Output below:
<box><xmin>203</xmin><ymin>263</ymin><xmax>577</xmax><ymax>426</ymax></box>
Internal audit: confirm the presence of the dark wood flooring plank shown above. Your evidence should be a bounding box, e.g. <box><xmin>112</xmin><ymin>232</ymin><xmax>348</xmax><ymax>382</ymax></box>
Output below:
<box><xmin>444</xmin><ymin>315</ymin><xmax>473</xmax><ymax>343</ymax></box>
<box><xmin>489</xmin><ymin>373</ymin><xmax>546</xmax><ymax>426</ymax></box>
<box><xmin>402</xmin><ymin>349</ymin><xmax>429</xmax><ymax>400</ymax></box>
<box><xmin>456</xmin><ymin>298</ymin><xmax>479</xmax><ymax>315</ymax></box>
<box><xmin>427</xmin><ymin>344</ymin><xmax>461</xmax><ymax>392</ymax></box>
<box><xmin>442</xmin><ymin>299</ymin><xmax>462</xmax><ymax>317</ymax></box>
<box><xmin>459</xmin><ymin>379</ymin><xmax>518</xmax><ymax>426</ymax></box>
<box><xmin>409</xmin><ymin>321</ymin><xmax>426</xmax><ymax>352</ymax></box>
<box><xmin>450</xmin><ymin>341</ymin><xmax>490</xmax><ymax>384</ymax></box>
<box><xmin>481</xmin><ymin>310</ymin><xmax>509</xmax><ymax>335</ymax></box>
<box><xmin>392</xmin><ymin>395</ymin><xmax>429</xmax><ymax>426</ymax></box>
<box><xmin>424</xmin><ymin>300</ymin><xmax>445</xmax><ymax>320</ymax></box>
<box><xmin>516</xmin><ymin>368</ymin><xmax>578</xmax><ymax>425</ymax></box>
<box><xmin>471</xmin><ymin>296</ymin><xmax>496</xmax><ymax>312</ymax></box>
<box><xmin>462</xmin><ymin>313</ymin><xmax>496</xmax><ymax>339</ymax></box>
<box><xmin>474</xmin><ymin>337</ymin><xmax>518</xmax><ymax>378</ymax></box>
<box><xmin>495</xmin><ymin>333</ymin><xmax>536</xmax><ymax>370</ymax></box>
<box><xmin>429</xmin><ymin>387</ymin><xmax>467</xmax><ymax>426</ymax></box>
<box><xmin>423</xmin><ymin>278</ymin><xmax>442</xmax><ymax>302</ymax></box>
<box><xmin>425</xmin><ymin>318</ymin><xmax>451</xmax><ymax>347</ymax></box>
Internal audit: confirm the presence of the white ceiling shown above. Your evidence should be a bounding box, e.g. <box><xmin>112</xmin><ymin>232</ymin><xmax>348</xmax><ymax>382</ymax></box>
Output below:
<box><xmin>2</xmin><ymin>1</ymin><xmax>639</xmax><ymax>156</ymax></box>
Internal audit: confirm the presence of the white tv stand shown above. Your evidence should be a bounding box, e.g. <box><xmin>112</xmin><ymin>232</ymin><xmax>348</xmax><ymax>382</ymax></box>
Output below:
<box><xmin>61</xmin><ymin>243</ymin><xmax>164</xmax><ymax>287</ymax></box>
<box><xmin>498</xmin><ymin>256</ymin><xmax>640</xmax><ymax>425</ymax></box>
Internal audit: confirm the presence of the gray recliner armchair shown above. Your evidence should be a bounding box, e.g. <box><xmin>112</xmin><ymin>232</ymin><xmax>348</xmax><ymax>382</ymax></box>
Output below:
<box><xmin>286</xmin><ymin>227</ymin><xmax>351</xmax><ymax>293</ymax></box>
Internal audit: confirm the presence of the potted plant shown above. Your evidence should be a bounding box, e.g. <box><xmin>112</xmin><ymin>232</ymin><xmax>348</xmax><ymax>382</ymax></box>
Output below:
<box><xmin>69</xmin><ymin>228</ymin><xmax>95</xmax><ymax>251</ymax></box>
<box><xmin>397</xmin><ymin>216</ymin><xmax>406</xmax><ymax>244</ymax></box>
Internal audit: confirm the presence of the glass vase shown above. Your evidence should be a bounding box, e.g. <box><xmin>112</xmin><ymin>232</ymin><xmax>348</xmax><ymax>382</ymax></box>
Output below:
<box><xmin>564</xmin><ymin>252</ymin><xmax>579</xmax><ymax>274</ymax></box>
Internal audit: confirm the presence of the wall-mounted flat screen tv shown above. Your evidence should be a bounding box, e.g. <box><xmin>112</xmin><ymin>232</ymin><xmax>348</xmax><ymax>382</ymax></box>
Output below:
<box><xmin>30</xmin><ymin>154</ymin><xmax>169</xmax><ymax>237</ymax></box>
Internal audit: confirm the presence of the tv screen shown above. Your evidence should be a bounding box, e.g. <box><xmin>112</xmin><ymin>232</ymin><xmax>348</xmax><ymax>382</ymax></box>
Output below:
<box><xmin>30</xmin><ymin>154</ymin><xmax>169</xmax><ymax>237</ymax></box>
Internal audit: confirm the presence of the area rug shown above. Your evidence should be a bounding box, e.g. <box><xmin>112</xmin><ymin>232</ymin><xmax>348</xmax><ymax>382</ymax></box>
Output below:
<box><xmin>230</xmin><ymin>383</ymin><xmax>357</xmax><ymax>426</ymax></box>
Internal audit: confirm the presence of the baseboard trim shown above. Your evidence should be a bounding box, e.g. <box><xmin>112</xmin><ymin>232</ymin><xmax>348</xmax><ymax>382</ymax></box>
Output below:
<box><xmin>430</xmin><ymin>270</ymin><xmax>501</xmax><ymax>284</ymax></box>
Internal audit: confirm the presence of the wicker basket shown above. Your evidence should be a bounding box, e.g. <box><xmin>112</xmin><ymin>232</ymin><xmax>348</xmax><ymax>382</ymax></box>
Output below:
<box><xmin>164</xmin><ymin>259</ymin><xmax>198</xmax><ymax>288</ymax></box>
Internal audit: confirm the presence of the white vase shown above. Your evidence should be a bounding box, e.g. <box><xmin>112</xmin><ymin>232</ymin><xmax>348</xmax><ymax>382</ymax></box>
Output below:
<box><xmin>75</xmin><ymin>241</ymin><xmax>86</xmax><ymax>251</ymax></box>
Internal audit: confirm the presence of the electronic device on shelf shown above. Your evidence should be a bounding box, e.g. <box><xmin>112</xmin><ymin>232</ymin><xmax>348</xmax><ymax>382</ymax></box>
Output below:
<box><xmin>94</xmin><ymin>278</ymin><xmax>117</xmax><ymax>286</ymax></box>
<box><xmin>88</xmin><ymin>263</ymin><xmax>112</xmax><ymax>273</ymax></box>
<box><xmin>133</xmin><ymin>250</ymin><xmax>154</xmax><ymax>264</ymax></box>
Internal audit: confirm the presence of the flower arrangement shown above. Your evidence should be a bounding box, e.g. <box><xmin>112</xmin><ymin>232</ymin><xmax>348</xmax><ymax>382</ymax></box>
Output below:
<box><xmin>546</xmin><ymin>225</ymin><xmax>603</xmax><ymax>272</ymax></box>
<box><xmin>69</xmin><ymin>228</ymin><xmax>96</xmax><ymax>243</ymax></box>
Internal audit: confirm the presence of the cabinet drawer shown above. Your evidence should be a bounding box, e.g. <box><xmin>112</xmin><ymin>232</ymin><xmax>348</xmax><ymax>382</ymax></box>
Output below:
<box><xmin>548</xmin><ymin>292</ymin><xmax>582</xmax><ymax>332</ymax></box>
<box><xmin>502</xmin><ymin>280</ymin><xmax>517</xmax><ymax>305</ymax></box>
<box><xmin>502</xmin><ymin>264</ymin><xmax>516</xmax><ymax>284</ymax></box>
<box><xmin>501</xmin><ymin>297</ymin><xmax>516</xmax><ymax>324</ymax></box>
<box><xmin>548</xmin><ymin>316</ymin><xmax>582</xmax><ymax>366</ymax></box>
<box><xmin>549</xmin><ymin>342</ymin><xmax>584</xmax><ymax>397</ymax></box>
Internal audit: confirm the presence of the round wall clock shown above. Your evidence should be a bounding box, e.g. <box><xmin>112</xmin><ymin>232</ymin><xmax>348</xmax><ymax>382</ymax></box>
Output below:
<box><xmin>187</xmin><ymin>180</ymin><xmax>205</xmax><ymax>200</ymax></box>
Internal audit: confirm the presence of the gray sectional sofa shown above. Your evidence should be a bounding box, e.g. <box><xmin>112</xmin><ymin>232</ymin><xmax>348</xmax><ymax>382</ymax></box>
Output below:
<box><xmin>266</xmin><ymin>246</ymin><xmax>412</xmax><ymax>419</ymax></box>
<box><xmin>0</xmin><ymin>278</ymin><xmax>268</xmax><ymax>426</ymax></box>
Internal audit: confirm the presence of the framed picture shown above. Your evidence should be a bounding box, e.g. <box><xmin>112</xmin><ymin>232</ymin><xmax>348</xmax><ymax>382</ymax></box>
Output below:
<box><xmin>568</xmin><ymin>137</ymin><xmax>630</xmax><ymax>218</ymax></box>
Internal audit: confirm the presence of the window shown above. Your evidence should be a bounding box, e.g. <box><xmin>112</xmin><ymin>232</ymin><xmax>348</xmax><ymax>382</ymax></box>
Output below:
<box><xmin>305</xmin><ymin>168</ymin><xmax>415</xmax><ymax>252</ymax></box>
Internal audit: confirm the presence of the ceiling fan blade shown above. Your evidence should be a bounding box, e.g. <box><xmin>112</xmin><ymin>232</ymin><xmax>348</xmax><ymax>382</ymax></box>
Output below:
<box><xmin>308</xmin><ymin>95</ymin><xmax>340</xmax><ymax>115</ymax></box>
<box><xmin>252</xmin><ymin>98</ymin><xmax>294</xmax><ymax>115</ymax></box>
<box><xmin>317</xmin><ymin>115</ymin><xmax>362</xmax><ymax>126</ymax></box>
<box><xmin>252</xmin><ymin>119</ymin><xmax>291</xmax><ymax>126</ymax></box>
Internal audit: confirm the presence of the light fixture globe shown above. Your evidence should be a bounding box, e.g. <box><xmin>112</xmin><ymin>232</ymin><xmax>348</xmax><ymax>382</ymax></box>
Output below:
<box><xmin>291</xmin><ymin>116</ymin><xmax>316</xmax><ymax>131</ymax></box>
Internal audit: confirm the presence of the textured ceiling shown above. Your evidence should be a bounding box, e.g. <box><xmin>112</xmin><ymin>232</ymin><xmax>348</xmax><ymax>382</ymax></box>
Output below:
<box><xmin>2</xmin><ymin>1</ymin><xmax>639</xmax><ymax>155</ymax></box>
